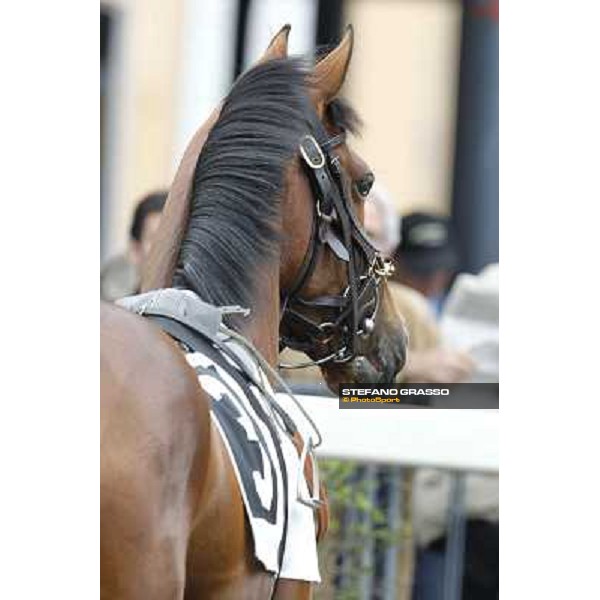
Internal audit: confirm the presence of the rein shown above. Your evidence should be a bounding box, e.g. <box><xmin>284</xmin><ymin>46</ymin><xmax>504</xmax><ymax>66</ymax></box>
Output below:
<box><xmin>279</xmin><ymin>110</ymin><xmax>394</xmax><ymax>369</ymax></box>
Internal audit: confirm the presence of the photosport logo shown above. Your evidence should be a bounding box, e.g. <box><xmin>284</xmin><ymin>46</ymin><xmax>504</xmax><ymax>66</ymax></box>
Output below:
<box><xmin>338</xmin><ymin>384</ymin><xmax>499</xmax><ymax>409</ymax></box>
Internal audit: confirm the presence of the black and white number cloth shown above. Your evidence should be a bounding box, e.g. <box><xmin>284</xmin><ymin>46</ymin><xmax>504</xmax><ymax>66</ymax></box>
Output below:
<box><xmin>185</xmin><ymin>343</ymin><xmax>321</xmax><ymax>583</ymax></box>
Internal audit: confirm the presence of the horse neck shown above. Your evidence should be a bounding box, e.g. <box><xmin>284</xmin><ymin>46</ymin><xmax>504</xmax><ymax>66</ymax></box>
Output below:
<box><xmin>240</xmin><ymin>259</ymin><xmax>280</xmax><ymax>367</ymax></box>
<box><xmin>249</xmin><ymin>176</ymin><xmax>314</xmax><ymax>366</ymax></box>
<box><xmin>141</xmin><ymin>107</ymin><xmax>222</xmax><ymax>292</ymax></box>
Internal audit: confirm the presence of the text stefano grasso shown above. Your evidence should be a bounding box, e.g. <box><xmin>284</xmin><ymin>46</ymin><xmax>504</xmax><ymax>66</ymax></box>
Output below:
<box><xmin>340</xmin><ymin>387</ymin><xmax>450</xmax><ymax>396</ymax></box>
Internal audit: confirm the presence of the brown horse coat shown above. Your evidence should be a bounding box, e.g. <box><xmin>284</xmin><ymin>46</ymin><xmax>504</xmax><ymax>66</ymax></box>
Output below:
<box><xmin>101</xmin><ymin>302</ymin><xmax>280</xmax><ymax>599</ymax></box>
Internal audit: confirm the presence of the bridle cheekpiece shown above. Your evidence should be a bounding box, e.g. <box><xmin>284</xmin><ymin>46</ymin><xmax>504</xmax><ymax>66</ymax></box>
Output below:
<box><xmin>279</xmin><ymin>111</ymin><xmax>394</xmax><ymax>369</ymax></box>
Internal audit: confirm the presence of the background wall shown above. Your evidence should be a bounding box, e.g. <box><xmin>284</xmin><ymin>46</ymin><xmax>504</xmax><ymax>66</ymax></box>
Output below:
<box><xmin>100</xmin><ymin>0</ymin><xmax>497</xmax><ymax>274</ymax></box>
<box><xmin>345</xmin><ymin>0</ymin><xmax>462</xmax><ymax>216</ymax></box>
<box><xmin>101</xmin><ymin>0</ymin><xmax>185</xmax><ymax>261</ymax></box>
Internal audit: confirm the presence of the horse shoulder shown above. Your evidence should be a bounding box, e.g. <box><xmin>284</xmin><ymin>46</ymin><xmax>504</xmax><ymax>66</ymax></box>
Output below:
<box><xmin>101</xmin><ymin>301</ymin><xmax>212</xmax><ymax>496</ymax></box>
<box><xmin>100</xmin><ymin>302</ymin><xmax>211</xmax><ymax>598</ymax></box>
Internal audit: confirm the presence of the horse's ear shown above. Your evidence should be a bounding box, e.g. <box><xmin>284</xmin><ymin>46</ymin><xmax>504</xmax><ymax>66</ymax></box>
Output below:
<box><xmin>311</xmin><ymin>25</ymin><xmax>354</xmax><ymax>111</ymax></box>
<box><xmin>257</xmin><ymin>24</ymin><xmax>290</xmax><ymax>63</ymax></box>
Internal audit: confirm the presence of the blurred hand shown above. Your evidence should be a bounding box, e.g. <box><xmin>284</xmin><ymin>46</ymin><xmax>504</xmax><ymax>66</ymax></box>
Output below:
<box><xmin>403</xmin><ymin>347</ymin><xmax>476</xmax><ymax>383</ymax></box>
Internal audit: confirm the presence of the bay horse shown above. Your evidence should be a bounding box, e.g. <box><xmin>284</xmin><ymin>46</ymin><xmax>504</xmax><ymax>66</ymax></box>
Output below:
<box><xmin>101</xmin><ymin>26</ymin><xmax>407</xmax><ymax>599</ymax></box>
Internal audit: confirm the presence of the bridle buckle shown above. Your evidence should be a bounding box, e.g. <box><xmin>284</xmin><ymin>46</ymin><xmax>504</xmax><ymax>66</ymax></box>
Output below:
<box><xmin>299</xmin><ymin>134</ymin><xmax>326</xmax><ymax>170</ymax></box>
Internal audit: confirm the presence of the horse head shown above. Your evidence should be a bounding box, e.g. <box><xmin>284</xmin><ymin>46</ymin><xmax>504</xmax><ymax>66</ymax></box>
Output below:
<box><xmin>143</xmin><ymin>25</ymin><xmax>407</xmax><ymax>389</ymax></box>
<box><xmin>279</xmin><ymin>27</ymin><xmax>408</xmax><ymax>389</ymax></box>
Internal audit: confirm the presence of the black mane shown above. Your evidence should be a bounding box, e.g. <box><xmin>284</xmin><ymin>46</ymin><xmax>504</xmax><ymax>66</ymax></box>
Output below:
<box><xmin>172</xmin><ymin>58</ymin><xmax>312</xmax><ymax>310</ymax></box>
<box><xmin>172</xmin><ymin>57</ymin><xmax>359</xmax><ymax>315</ymax></box>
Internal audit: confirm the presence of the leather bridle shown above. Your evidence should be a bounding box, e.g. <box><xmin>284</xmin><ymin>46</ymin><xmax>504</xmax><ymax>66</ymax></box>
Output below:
<box><xmin>279</xmin><ymin>109</ymin><xmax>394</xmax><ymax>368</ymax></box>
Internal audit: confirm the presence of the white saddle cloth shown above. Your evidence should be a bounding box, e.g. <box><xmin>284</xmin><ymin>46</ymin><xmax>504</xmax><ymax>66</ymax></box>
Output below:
<box><xmin>185</xmin><ymin>348</ymin><xmax>321</xmax><ymax>583</ymax></box>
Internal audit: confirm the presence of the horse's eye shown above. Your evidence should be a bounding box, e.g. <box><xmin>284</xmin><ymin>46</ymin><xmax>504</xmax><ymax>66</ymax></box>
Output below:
<box><xmin>355</xmin><ymin>173</ymin><xmax>375</xmax><ymax>198</ymax></box>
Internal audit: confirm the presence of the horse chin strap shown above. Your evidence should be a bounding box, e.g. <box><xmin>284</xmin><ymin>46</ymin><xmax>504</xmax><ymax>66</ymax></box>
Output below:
<box><xmin>279</xmin><ymin>112</ymin><xmax>395</xmax><ymax>370</ymax></box>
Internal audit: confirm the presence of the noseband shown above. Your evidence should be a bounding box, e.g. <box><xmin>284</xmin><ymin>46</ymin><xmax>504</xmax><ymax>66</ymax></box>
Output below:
<box><xmin>279</xmin><ymin>111</ymin><xmax>394</xmax><ymax>368</ymax></box>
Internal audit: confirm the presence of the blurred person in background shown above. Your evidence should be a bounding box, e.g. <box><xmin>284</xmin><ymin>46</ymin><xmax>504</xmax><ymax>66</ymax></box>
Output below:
<box><xmin>100</xmin><ymin>190</ymin><xmax>167</xmax><ymax>302</ymax></box>
<box><xmin>367</xmin><ymin>192</ymin><xmax>498</xmax><ymax>599</ymax></box>
<box><xmin>362</xmin><ymin>181</ymin><xmax>400</xmax><ymax>256</ymax></box>
<box><xmin>440</xmin><ymin>263</ymin><xmax>499</xmax><ymax>383</ymax></box>
<box><xmin>392</xmin><ymin>213</ymin><xmax>459</xmax><ymax>317</ymax></box>
<box><xmin>364</xmin><ymin>186</ymin><xmax>476</xmax><ymax>598</ymax></box>
<box><xmin>412</xmin><ymin>468</ymin><xmax>499</xmax><ymax>600</ymax></box>
<box><xmin>412</xmin><ymin>263</ymin><xmax>499</xmax><ymax>600</ymax></box>
<box><xmin>364</xmin><ymin>188</ymin><xmax>474</xmax><ymax>385</ymax></box>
